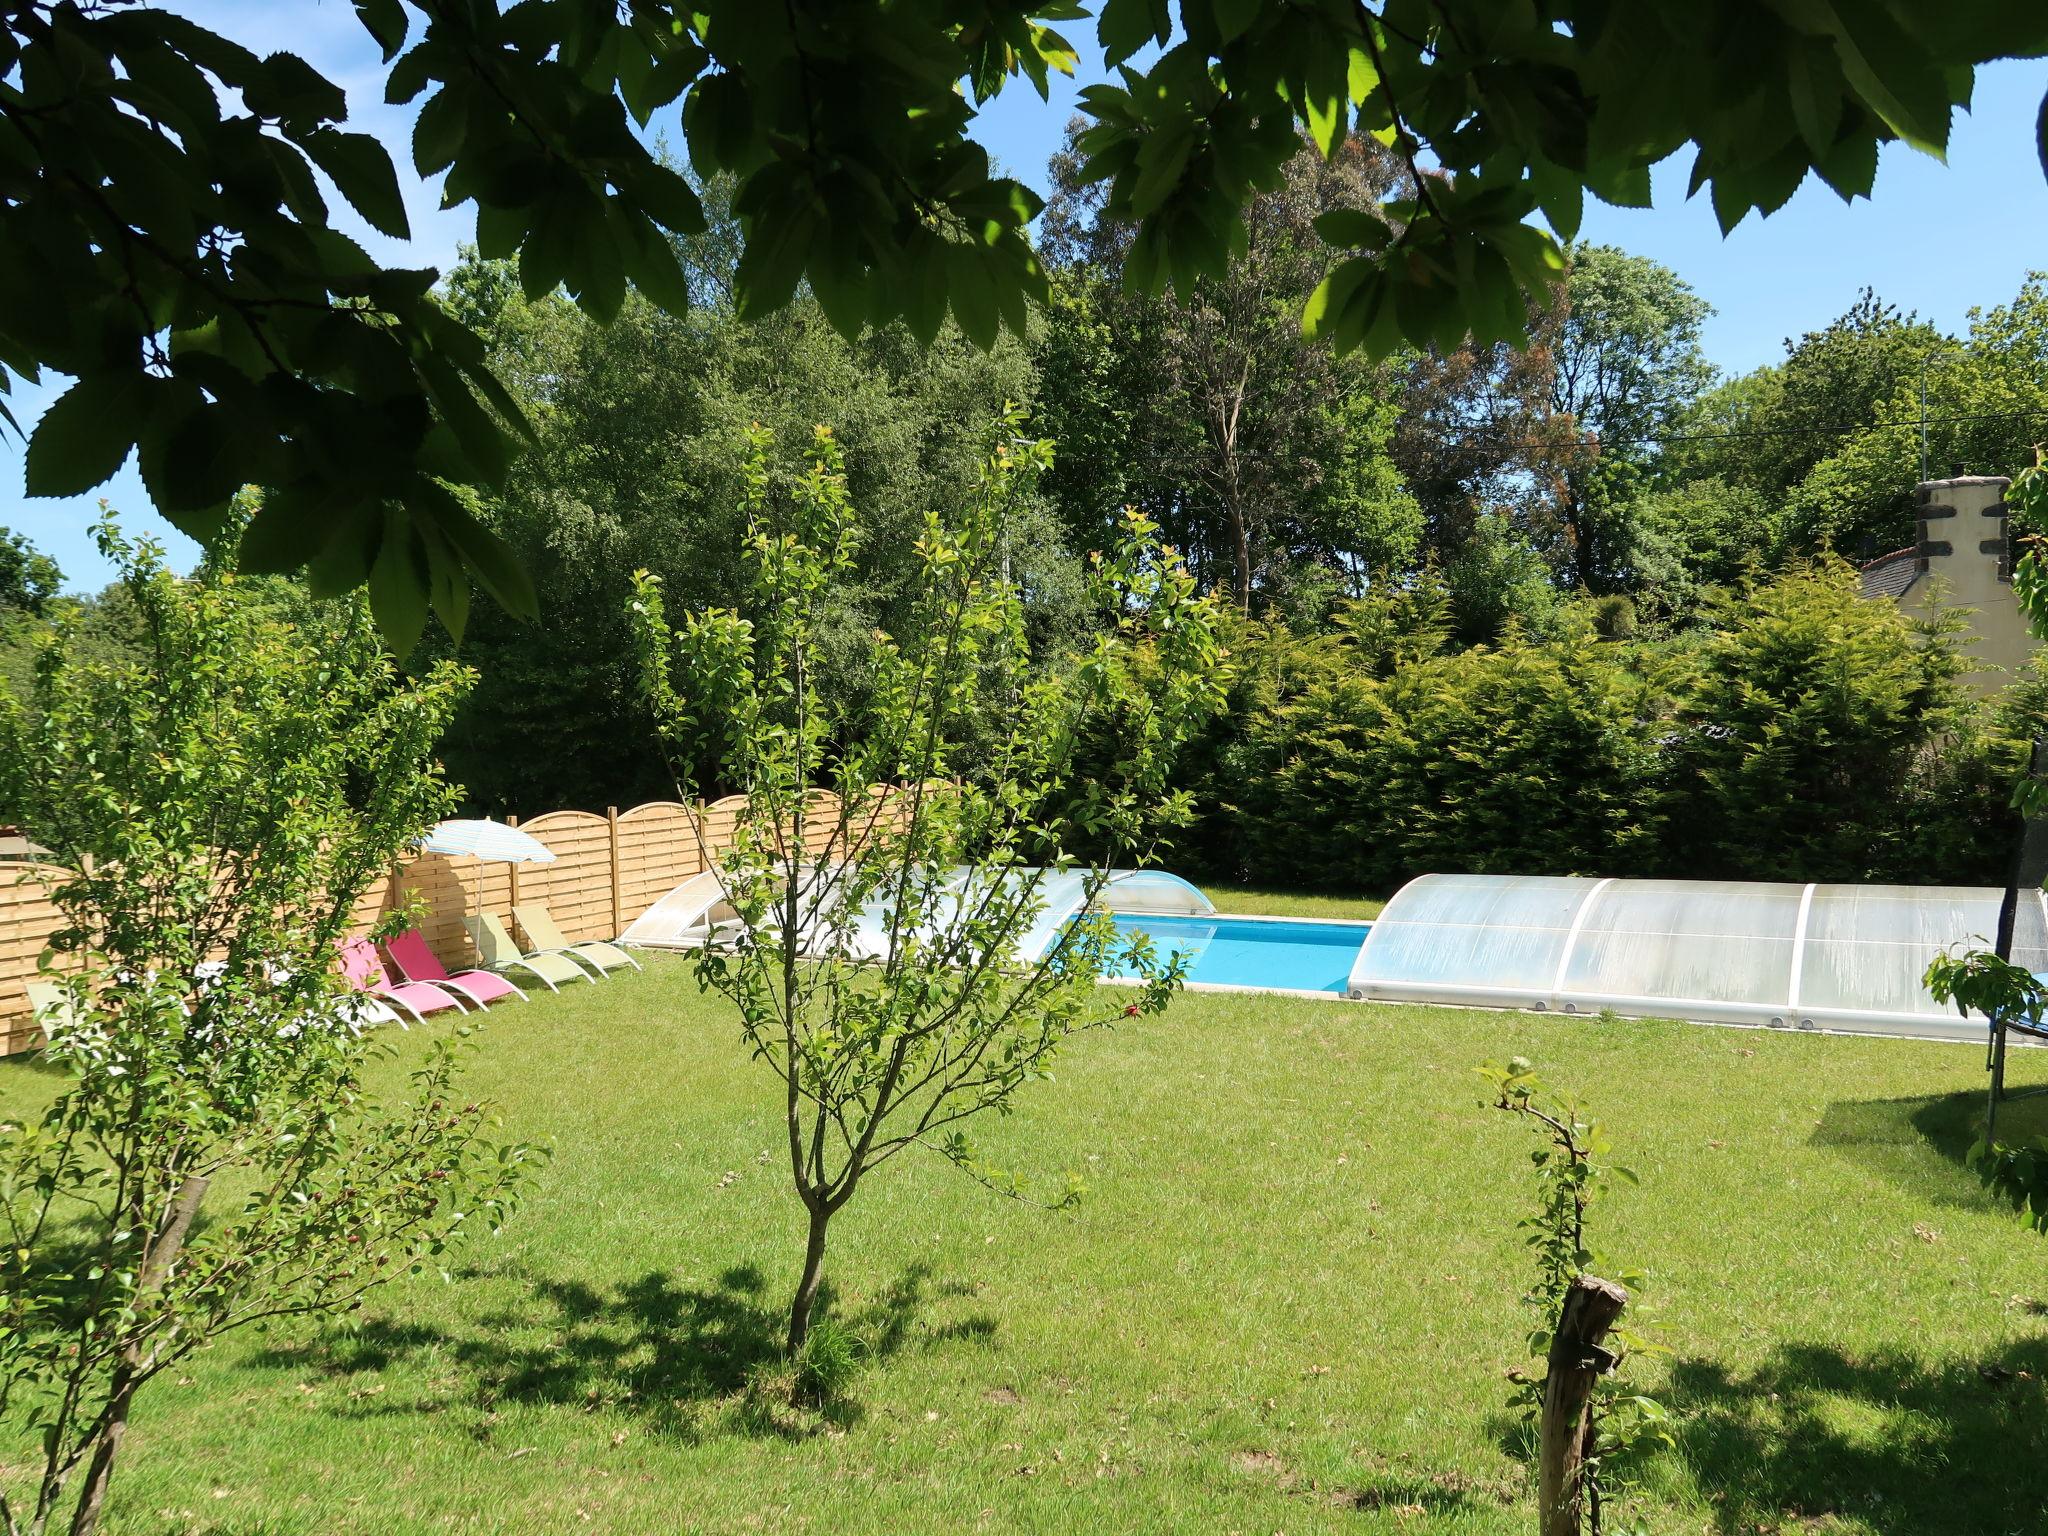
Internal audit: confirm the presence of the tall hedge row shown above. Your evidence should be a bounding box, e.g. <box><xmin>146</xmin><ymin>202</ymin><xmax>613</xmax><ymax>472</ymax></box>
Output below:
<box><xmin>1186</xmin><ymin>561</ymin><xmax>2043</xmax><ymax>892</ymax></box>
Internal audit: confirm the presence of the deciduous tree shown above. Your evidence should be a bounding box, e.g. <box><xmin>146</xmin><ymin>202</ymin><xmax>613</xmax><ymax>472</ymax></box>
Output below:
<box><xmin>628</xmin><ymin>417</ymin><xmax>1227</xmax><ymax>1361</ymax></box>
<box><xmin>0</xmin><ymin>522</ymin><xmax>538</xmax><ymax>1536</ymax></box>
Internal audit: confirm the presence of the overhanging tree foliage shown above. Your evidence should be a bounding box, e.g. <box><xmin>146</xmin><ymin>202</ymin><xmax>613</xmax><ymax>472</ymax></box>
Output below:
<box><xmin>5</xmin><ymin>1</ymin><xmax>2045</xmax><ymax>635</ymax></box>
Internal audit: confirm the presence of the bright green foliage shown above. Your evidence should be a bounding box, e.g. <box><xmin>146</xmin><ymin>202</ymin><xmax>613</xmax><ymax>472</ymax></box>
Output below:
<box><xmin>0</xmin><ymin>529</ymin><xmax>60</xmax><ymax>617</ymax></box>
<box><xmin>1671</xmin><ymin>559</ymin><xmax>1989</xmax><ymax>880</ymax></box>
<box><xmin>429</xmin><ymin>229</ymin><xmax>1057</xmax><ymax>813</ymax></box>
<box><xmin>2006</xmin><ymin>459</ymin><xmax>2048</xmax><ymax>662</ymax></box>
<box><xmin>1441</xmin><ymin>511</ymin><xmax>1563</xmax><ymax>645</ymax></box>
<box><xmin>1481</xmin><ymin>1058</ymin><xmax>1670</xmax><ymax>1526</ymax></box>
<box><xmin>1544</xmin><ymin>245</ymin><xmax>1716</xmax><ymax>592</ymax></box>
<box><xmin>1235</xmin><ymin>613</ymin><xmax>1661</xmax><ymax>890</ymax></box>
<box><xmin>1036</xmin><ymin>135</ymin><xmax>1421</xmax><ymax>616</ymax></box>
<box><xmin>1775</xmin><ymin>277</ymin><xmax>2048</xmax><ymax>556</ymax></box>
<box><xmin>1191</xmin><ymin>559</ymin><xmax>2030</xmax><ymax>891</ymax></box>
<box><xmin>1622</xmin><ymin>476</ymin><xmax>1778</xmax><ymax>618</ymax></box>
<box><xmin>0</xmin><ymin>524</ymin><xmax>539</xmax><ymax>1536</ymax></box>
<box><xmin>627</xmin><ymin>416</ymin><xmax>1228</xmax><ymax>1357</ymax></box>
<box><xmin>1672</xmin><ymin>291</ymin><xmax>1948</xmax><ymax>540</ymax></box>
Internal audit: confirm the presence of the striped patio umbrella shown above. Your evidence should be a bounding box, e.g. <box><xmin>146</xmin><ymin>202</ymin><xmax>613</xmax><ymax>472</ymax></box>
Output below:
<box><xmin>417</xmin><ymin>820</ymin><xmax>557</xmax><ymax>944</ymax></box>
<box><xmin>417</xmin><ymin>819</ymin><xmax>557</xmax><ymax>865</ymax></box>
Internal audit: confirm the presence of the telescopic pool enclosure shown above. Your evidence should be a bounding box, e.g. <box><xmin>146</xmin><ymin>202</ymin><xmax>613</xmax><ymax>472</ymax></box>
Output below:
<box><xmin>618</xmin><ymin>862</ymin><xmax>2031</xmax><ymax>1042</ymax></box>
<box><xmin>1347</xmin><ymin>873</ymin><xmax>2046</xmax><ymax>1042</ymax></box>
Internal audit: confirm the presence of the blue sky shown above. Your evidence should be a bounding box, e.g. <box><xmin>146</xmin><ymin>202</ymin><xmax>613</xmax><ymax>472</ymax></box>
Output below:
<box><xmin>4</xmin><ymin>6</ymin><xmax>2044</xmax><ymax>590</ymax></box>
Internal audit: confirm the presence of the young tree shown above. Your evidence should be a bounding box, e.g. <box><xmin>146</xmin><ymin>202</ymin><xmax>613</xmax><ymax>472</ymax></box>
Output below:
<box><xmin>628</xmin><ymin>418</ymin><xmax>1228</xmax><ymax>1359</ymax></box>
<box><xmin>8</xmin><ymin>3</ymin><xmax>2044</xmax><ymax>623</ymax></box>
<box><xmin>0</xmin><ymin>524</ymin><xmax>537</xmax><ymax>1536</ymax></box>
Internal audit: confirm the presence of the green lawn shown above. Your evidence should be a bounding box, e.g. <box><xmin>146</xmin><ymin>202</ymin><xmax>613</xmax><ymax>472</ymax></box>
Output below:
<box><xmin>1199</xmin><ymin>884</ymin><xmax>1386</xmax><ymax>921</ymax></box>
<box><xmin>5</xmin><ymin>958</ymin><xmax>2048</xmax><ymax>1534</ymax></box>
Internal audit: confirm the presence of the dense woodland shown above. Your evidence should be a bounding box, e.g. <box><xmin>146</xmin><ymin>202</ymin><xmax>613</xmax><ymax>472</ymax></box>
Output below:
<box><xmin>8</xmin><ymin>142</ymin><xmax>2048</xmax><ymax>892</ymax></box>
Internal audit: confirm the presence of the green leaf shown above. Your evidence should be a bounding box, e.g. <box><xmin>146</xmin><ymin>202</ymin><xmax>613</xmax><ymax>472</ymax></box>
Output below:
<box><xmin>732</xmin><ymin>202</ymin><xmax>816</xmax><ymax>321</ymax></box>
<box><xmin>421</xmin><ymin>482</ymin><xmax>539</xmax><ymax>620</ymax></box>
<box><xmin>1831</xmin><ymin>1</ymin><xmax>1953</xmax><ymax>156</ymax></box>
<box><xmin>947</xmin><ymin>242</ymin><xmax>999</xmax><ymax>349</ymax></box>
<box><xmin>368</xmin><ymin>510</ymin><xmax>430</xmax><ymax>656</ymax></box>
<box><xmin>412</xmin><ymin>86</ymin><xmax>465</xmax><ymax>177</ymax></box>
<box><xmin>300</xmin><ymin>128</ymin><xmax>411</xmax><ymax>239</ymax></box>
<box><xmin>353</xmin><ymin>0</ymin><xmax>408</xmax><ymax>61</ymax></box>
<box><xmin>1210</xmin><ymin>0</ymin><xmax>1260</xmax><ymax>45</ymax></box>
<box><xmin>1097</xmin><ymin>0</ymin><xmax>1168</xmax><ymax>68</ymax></box>
<box><xmin>1312</xmin><ymin>208</ymin><xmax>1390</xmax><ymax>251</ymax></box>
<box><xmin>141</xmin><ymin>402</ymin><xmax>241</xmax><ymax>519</ymax></box>
<box><xmin>635</xmin><ymin>164</ymin><xmax>708</xmax><ymax>236</ymax></box>
<box><xmin>239</xmin><ymin>482</ymin><xmax>350</xmax><ymax>573</ymax></box>
<box><xmin>24</xmin><ymin>372</ymin><xmax>152</xmax><ymax>496</ymax></box>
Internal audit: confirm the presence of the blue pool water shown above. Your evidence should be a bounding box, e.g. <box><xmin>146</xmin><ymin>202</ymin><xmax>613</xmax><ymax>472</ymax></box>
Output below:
<box><xmin>1099</xmin><ymin>914</ymin><xmax>1372</xmax><ymax>994</ymax></box>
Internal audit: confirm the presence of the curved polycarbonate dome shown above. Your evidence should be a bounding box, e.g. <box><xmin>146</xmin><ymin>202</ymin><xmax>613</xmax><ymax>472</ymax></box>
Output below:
<box><xmin>1013</xmin><ymin>868</ymin><xmax>1216</xmax><ymax>961</ymax></box>
<box><xmin>1347</xmin><ymin>873</ymin><xmax>2048</xmax><ymax>1041</ymax></box>
<box><xmin>621</xmin><ymin>862</ymin><xmax>1216</xmax><ymax>966</ymax></box>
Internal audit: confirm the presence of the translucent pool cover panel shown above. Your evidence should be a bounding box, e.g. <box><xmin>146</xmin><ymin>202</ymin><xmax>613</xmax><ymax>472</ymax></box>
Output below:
<box><xmin>1347</xmin><ymin>874</ymin><xmax>1591</xmax><ymax>1000</ymax></box>
<box><xmin>1561</xmin><ymin>880</ymin><xmax>1806</xmax><ymax>1008</ymax></box>
<box><xmin>1348</xmin><ymin>872</ymin><xmax>2048</xmax><ymax>1040</ymax></box>
<box><xmin>1797</xmin><ymin>885</ymin><xmax>2000</xmax><ymax>1020</ymax></box>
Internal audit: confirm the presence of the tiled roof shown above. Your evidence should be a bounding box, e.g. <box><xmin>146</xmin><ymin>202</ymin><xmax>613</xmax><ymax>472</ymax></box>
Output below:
<box><xmin>1859</xmin><ymin>547</ymin><xmax>1922</xmax><ymax>601</ymax></box>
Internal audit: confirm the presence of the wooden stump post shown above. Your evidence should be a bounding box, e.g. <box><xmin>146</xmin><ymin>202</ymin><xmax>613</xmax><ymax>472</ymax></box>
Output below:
<box><xmin>1538</xmin><ymin>1275</ymin><xmax>1629</xmax><ymax>1536</ymax></box>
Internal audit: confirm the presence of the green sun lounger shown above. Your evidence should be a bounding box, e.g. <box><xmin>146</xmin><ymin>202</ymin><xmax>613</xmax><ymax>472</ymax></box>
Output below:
<box><xmin>466</xmin><ymin>913</ymin><xmax>593</xmax><ymax>991</ymax></box>
<box><xmin>513</xmin><ymin>903</ymin><xmax>642</xmax><ymax>977</ymax></box>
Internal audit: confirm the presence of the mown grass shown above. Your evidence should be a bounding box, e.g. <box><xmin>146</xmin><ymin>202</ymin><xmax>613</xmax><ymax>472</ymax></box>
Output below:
<box><xmin>5</xmin><ymin>958</ymin><xmax>2048</xmax><ymax>1534</ymax></box>
<box><xmin>1199</xmin><ymin>884</ymin><xmax>1386</xmax><ymax>921</ymax></box>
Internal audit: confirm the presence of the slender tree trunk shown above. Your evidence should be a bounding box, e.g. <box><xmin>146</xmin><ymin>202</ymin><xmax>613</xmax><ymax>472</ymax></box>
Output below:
<box><xmin>64</xmin><ymin>1370</ymin><xmax>138</xmax><ymax>1536</ymax></box>
<box><xmin>66</xmin><ymin>1174</ymin><xmax>208</xmax><ymax>1536</ymax></box>
<box><xmin>786</xmin><ymin>1202</ymin><xmax>832</xmax><ymax>1357</ymax></box>
<box><xmin>1225</xmin><ymin>496</ymin><xmax>1252</xmax><ymax>613</ymax></box>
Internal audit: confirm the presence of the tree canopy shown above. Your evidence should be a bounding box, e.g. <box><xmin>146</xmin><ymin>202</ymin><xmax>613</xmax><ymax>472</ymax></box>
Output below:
<box><xmin>5</xmin><ymin>0</ymin><xmax>2046</xmax><ymax>637</ymax></box>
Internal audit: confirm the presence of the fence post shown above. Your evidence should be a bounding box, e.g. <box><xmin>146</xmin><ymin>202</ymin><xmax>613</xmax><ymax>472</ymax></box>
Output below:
<box><xmin>607</xmin><ymin>806</ymin><xmax>622</xmax><ymax>938</ymax></box>
<box><xmin>506</xmin><ymin>814</ymin><xmax>521</xmax><ymax>910</ymax></box>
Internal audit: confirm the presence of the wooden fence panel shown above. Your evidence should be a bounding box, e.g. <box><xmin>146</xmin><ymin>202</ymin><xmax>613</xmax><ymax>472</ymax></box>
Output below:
<box><xmin>514</xmin><ymin>811</ymin><xmax>615</xmax><ymax>945</ymax></box>
<box><xmin>1</xmin><ymin>865</ymin><xmax>73</xmax><ymax>1054</ymax></box>
<box><xmin>616</xmin><ymin>802</ymin><xmax>702</xmax><ymax>926</ymax></box>
<box><xmin>0</xmin><ymin>790</ymin><xmax>924</xmax><ymax>1054</ymax></box>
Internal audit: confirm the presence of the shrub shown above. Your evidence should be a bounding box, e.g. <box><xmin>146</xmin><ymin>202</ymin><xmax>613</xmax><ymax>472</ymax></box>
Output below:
<box><xmin>1236</xmin><ymin>622</ymin><xmax>1665</xmax><ymax>890</ymax></box>
<box><xmin>1666</xmin><ymin>559</ymin><xmax>1993</xmax><ymax>881</ymax></box>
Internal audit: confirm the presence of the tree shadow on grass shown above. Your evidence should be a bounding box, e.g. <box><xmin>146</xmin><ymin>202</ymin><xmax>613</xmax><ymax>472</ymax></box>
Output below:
<box><xmin>1808</xmin><ymin>1084</ymin><xmax>2048</xmax><ymax>1209</ymax></box>
<box><xmin>1668</xmin><ymin>1339</ymin><xmax>2048</xmax><ymax>1534</ymax></box>
<box><xmin>260</xmin><ymin>1260</ymin><xmax>995</xmax><ymax>1442</ymax></box>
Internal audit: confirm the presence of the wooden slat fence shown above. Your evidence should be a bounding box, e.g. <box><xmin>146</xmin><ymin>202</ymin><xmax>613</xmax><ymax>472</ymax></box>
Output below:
<box><xmin>0</xmin><ymin>790</ymin><xmax>913</xmax><ymax>1054</ymax></box>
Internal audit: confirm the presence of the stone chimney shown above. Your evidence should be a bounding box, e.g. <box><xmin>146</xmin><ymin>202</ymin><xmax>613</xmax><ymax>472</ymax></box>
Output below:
<box><xmin>1880</xmin><ymin>474</ymin><xmax>2032</xmax><ymax>690</ymax></box>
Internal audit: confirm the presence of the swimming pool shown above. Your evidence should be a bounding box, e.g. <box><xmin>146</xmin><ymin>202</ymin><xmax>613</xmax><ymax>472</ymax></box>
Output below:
<box><xmin>1098</xmin><ymin>913</ymin><xmax>1373</xmax><ymax>994</ymax></box>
